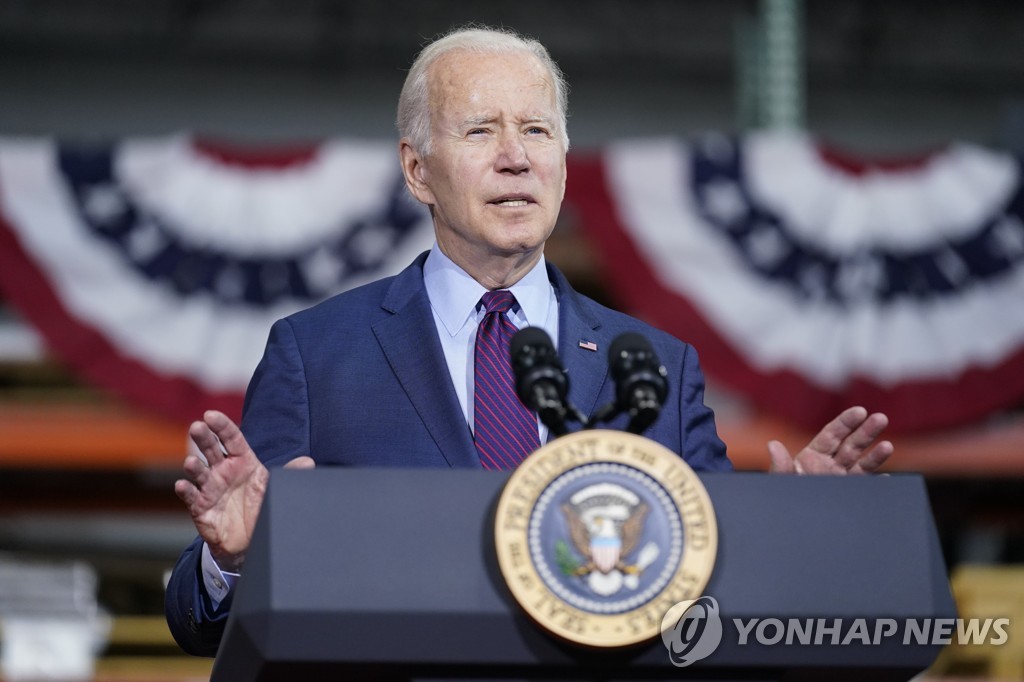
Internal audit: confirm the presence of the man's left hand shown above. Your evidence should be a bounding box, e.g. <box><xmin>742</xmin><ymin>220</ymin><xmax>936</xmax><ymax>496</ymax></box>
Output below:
<box><xmin>768</xmin><ymin>406</ymin><xmax>893</xmax><ymax>475</ymax></box>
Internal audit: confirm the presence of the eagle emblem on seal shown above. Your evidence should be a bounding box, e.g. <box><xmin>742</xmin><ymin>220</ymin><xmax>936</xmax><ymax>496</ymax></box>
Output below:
<box><xmin>557</xmin><ymin>482</ymin><xmax>661</xmax><ymax>596</ymax></box>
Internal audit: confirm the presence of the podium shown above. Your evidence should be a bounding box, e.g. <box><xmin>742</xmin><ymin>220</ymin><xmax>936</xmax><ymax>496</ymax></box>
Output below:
<box><xmin>211</xmin><ymin>468</ymin><xmax>955</xmax><ymax>681</ymax></box>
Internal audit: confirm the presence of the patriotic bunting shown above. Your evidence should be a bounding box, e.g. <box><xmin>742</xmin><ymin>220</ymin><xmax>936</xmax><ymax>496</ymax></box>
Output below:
<box><xmin>0</xmin><ymin>136</ymin><xmax>434</xmax><ymax>422</ymax></box>
<box><xmin>2</xmin><ymin>133</ymin><xmax>1023</xmax><ymax>433</ymax></box>
<box><xmin>567</xmin><ymin>133</ymin><xmax>1024</xmax><ymax>432</ymax></box>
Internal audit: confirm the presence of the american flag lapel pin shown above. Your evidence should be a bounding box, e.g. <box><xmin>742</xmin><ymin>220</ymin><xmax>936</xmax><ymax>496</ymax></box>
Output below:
<box><xmin>578</xmin><ymin>339</ymin><xmax>598</xmax><ymax>352</ymax></box>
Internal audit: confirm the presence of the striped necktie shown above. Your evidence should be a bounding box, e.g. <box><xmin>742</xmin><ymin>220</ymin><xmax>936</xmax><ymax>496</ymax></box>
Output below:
<box><xmin>473</xmin><ymin>290</ymin><xmax>540</xmax><ymax>469</ymax></box>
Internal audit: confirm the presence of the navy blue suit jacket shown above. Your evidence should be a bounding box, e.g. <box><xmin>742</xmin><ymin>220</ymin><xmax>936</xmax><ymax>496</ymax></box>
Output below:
<box><xmin>165</xmin><ymin>252</ymin><xmax>732</xmax><ymax>655</ymax></box>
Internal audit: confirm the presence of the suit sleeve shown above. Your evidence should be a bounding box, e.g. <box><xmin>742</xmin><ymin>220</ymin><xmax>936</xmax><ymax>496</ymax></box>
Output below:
<box><xmin>164</xmin><ymin>536</ymin><xmax>233</xmax><ymax>657</ymax></box>
<box><xmin>164</xmin><ymin>318</ymin><xmax>312</xmax><ymax>656</ymax></box>
<box><xmin>676</xmin><ymin>342</ymin><xmax>733</xmax><ymax>472</ymax></box>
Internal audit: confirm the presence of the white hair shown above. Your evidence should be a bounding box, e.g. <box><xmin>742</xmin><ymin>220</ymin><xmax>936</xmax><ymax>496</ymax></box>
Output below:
<box><xmin>396</xmin><ymin>25</ymin><xmax>570</xmax><ymax>155</ymax></box>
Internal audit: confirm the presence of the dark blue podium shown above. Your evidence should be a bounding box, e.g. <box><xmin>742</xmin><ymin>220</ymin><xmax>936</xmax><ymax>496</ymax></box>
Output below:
<box><xmin>211</xmin><ymin>468</ymin><xmax>955</xmax><ymax>681</ymax></box>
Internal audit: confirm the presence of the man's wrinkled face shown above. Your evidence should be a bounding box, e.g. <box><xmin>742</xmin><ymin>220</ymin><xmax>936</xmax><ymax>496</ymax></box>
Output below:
<box><xmin>403</xmin><ymin>49</ymin><xmax>567</xmax><ymax>269</ymax></box>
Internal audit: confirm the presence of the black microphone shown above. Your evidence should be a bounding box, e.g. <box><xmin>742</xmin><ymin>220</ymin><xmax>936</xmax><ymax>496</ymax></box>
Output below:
<box><xmin>608</xmin><ymin>332</ymin><xmax>668</xmax><ymax>435</ymax></box>
<box><xmin>510</xmin><ymin>327</ymin><xmax>571</xmax><ymax>436</ymax></box>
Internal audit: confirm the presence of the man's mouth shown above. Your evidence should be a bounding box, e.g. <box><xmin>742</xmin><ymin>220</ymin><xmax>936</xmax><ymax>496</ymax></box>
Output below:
<box><xmin>490</xmin><ymin>195</ymin><xmax>534</xmax><ymax>207</ymax></box>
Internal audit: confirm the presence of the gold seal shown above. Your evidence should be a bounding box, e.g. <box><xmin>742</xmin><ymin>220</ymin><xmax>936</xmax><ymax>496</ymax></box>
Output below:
<box><xmin>494</xmin><ymin>429</ymin><xmax>717</xmax><ymax>648</ymax></box>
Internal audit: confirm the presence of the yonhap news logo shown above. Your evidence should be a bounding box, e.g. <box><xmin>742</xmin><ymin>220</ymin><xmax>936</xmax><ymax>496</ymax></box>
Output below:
<box><xmin>661</xmin><ymin>596</ymin><xmax>723</xmax><ymax>666</ymax></box>
<box><xmin>661</xmin><ymin>596</ymin><xmax>1010</xmax><ymax>667</ymax></box>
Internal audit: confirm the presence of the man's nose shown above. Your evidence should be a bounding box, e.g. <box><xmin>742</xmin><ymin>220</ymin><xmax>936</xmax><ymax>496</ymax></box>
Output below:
<box><xmin>495</xmin><ymin>131</ymin><xmax>530</xmax><ymax>173</ymax></box>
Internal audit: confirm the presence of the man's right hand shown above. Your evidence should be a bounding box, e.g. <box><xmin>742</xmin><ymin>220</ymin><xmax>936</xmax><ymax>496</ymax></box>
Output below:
<box><xmin>175</xmin><ymin>410</ymin><xmax>314</xmax><ymax>572</ymax></box>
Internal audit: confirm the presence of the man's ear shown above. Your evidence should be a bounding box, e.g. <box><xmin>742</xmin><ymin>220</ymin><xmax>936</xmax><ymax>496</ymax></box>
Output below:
<box><xmin>399</xmin><ymin>139</ymin><xmax>434</xmax><ymax>206</ymax></box>
<box><xmin>560</xmin><ymin>154</ymin><xmax>568</xmax><ymax>201</ymax></box>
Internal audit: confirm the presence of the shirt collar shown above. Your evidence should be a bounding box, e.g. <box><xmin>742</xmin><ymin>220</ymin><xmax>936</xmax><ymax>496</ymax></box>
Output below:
<box><xmin>423</xmin><ymin>243</ymin><xmax>552</xmax><ymax>337</ymax></box>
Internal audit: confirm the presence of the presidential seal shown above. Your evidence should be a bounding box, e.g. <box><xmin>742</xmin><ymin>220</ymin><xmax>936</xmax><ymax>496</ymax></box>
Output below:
<box><xmin>494</xmin><ymin>430</ymin><xmax>717</xmax><ymax>648</ymax></box>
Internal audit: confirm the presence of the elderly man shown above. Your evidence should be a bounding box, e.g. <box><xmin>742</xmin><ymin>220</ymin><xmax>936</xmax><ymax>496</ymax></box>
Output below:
<box><xmin>166</xmin><ymin>25</ymin><xmax>892</xmax><ymax>656</ymax></box>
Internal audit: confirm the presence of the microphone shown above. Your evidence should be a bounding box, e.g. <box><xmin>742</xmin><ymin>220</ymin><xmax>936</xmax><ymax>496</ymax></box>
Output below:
<box><xmin>607</xmin><ymin>333</ymin><xmax>668</xmax><ymax>435</ymax></box>
<box><xmin>510</xmin><ymin>327</ymin><xmax>574</xmax><ymax>436</ymax></box>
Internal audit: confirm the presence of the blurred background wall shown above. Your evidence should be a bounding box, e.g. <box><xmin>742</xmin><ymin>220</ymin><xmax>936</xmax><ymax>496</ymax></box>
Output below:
<box><xmin>0</xmin><ymin>0</ymin><xmax>1021</xmax><ymax>149</ymax></box>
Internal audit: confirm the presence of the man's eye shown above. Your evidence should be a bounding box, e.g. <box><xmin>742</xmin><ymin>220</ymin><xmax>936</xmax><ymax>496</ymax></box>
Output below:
<box><xmin>468</xmin><ymin>128</ymin><xmax>488</xmax><ymax>136</ymax></box>
<box><xmin>527</xmin><ymin>126</ymin><xmax>549</xmax><ymax>136</ymax></box>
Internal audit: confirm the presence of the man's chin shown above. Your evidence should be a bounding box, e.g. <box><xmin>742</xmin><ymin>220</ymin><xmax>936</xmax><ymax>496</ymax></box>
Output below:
<box><xmin>497</xmin><ymin>225</ymin><xmax>555</xmax><ymax>253</ymax></box>
<box><xmin>494</xmin><ymin>240</ymin><xmax>546</xmax><ymax>259</ymax></box>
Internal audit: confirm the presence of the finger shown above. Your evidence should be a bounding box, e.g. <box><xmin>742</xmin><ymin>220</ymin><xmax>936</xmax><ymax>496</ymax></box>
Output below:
<box><xmin>767</xmin><ymin>440</ymin><xmax>797</xmax><ymax>474</ymax></box>
<box><xmin>174</xmin><ymin>478</ymin><xmax>199</xmax><ymax>508</ymax></box>
<box><xmin>850</xmin><ymin>440</ymin><xmax>894</xmax><ymax>474</ymax></box>
<box><xmin>181</xmin><ymin>453</ymin><xmax>211</xmax><ymax>487</ymax></box>
<box><xmin>804</xmin><ymin>406</ymin><xmax>869</xmax><ymax>458</ymax></box>
<box><xmin>189</xmin><ymin>419</ymin><xmax>228</xmax><ymax>468</ymax></box>
<box><xmin>833</xmin><ymin>412</ymin><xmax>889</xmax><ymax>470</ymax></box>
<box><xmin>284</xmin><ymin>456</ymin><xmax>315</xmax><ymax>469</ymax></box>
<box><xmin>203</xmin><ymin>410</ymin><xmax>255</xmax><ymax>460</ymax></box>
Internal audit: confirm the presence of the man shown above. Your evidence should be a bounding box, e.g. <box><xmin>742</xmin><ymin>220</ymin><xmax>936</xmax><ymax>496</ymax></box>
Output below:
<box><xmin>166</xmin><ymin>26</ymin><xmax>893</xmax><ymax>656</ymax></box>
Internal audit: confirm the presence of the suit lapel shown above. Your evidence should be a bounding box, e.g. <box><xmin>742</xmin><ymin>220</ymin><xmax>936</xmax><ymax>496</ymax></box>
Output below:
<box><xmin>372</xmin><ymin>255</ymin><xmax>480</xmax><ymax>468</ymax></box>
<box><xmin>548</xmin><ymin>264</ymin><xmax>610</xmax><ymax>426</ymax></box>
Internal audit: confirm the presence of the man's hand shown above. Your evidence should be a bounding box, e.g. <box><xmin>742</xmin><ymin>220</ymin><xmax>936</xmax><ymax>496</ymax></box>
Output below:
<box><xmin>767</xmin><ymin>406</ymin><xmax>893</xmax><ymax>475</ymax></box>
<box><xmin>174</xmin><ymin>410</ymin><xmax>314</xmax><ymax>572</ymax></box>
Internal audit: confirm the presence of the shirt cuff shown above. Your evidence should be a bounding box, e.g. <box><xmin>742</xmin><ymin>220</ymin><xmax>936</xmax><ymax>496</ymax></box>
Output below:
<box><xmin>201</xmin><ymin>542</ymin><xmax>240</xmax><ymax>609</ymax></box>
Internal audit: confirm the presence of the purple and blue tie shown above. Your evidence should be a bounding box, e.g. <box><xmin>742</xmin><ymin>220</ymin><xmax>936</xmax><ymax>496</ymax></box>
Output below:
<box><xmin>473</xmin><ymin>290</ymin><xmax>540</xmax><ymax>469</ymax></box>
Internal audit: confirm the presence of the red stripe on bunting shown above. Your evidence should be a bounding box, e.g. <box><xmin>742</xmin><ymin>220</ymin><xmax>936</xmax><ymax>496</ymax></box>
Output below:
<box><xmin>815</xmin><ymin>141</ymin><xmax>942</xmax><ymax>177</ymax></box>
<box><xmin>191</xmin><ymin>137</ymin><xmax>320</xmax><ymax>170</ymax></box>
<box><xmin>0</xmin><ymin>199</ymin><xmax>245</xmax><ymax>425</ymax></box>
<box><xmin>564</xmin><ymin>153</ymin><xmax>1024</xmax><ymax>434</ymax></box>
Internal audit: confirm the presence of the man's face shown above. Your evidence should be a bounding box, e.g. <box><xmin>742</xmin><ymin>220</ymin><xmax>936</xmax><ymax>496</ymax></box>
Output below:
<box><xmin>401</xmin><ymin>49</ymin><xmax>567</xmax><ymax>273</ymax></box>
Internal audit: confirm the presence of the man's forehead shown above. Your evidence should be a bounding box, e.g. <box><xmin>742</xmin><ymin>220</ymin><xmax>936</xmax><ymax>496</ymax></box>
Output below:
<box><xmin>428</xmin><ymin>49</ymin><xmax>553</xmax><ymax>98</ymax></box>
<box><xmin>427</xmin><ymin>51</ymin><xmax>556</xmax><ymax>126</ymax></box>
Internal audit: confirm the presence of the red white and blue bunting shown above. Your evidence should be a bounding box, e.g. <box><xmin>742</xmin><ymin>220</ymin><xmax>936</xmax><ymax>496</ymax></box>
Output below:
<box><xmin>0</xmin><ymin>136</ymin><xmax>434</xmax><ymax>422</ymax></box>
<box><xmin>567</xmin><ymin>133</ymin><xmax>1024</xmax><ymax>432</ymax></box>
<box><xmin>1</xmin><ymin>133</ymin><xmax>1023</xmax><ymax>432</ymax></box>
